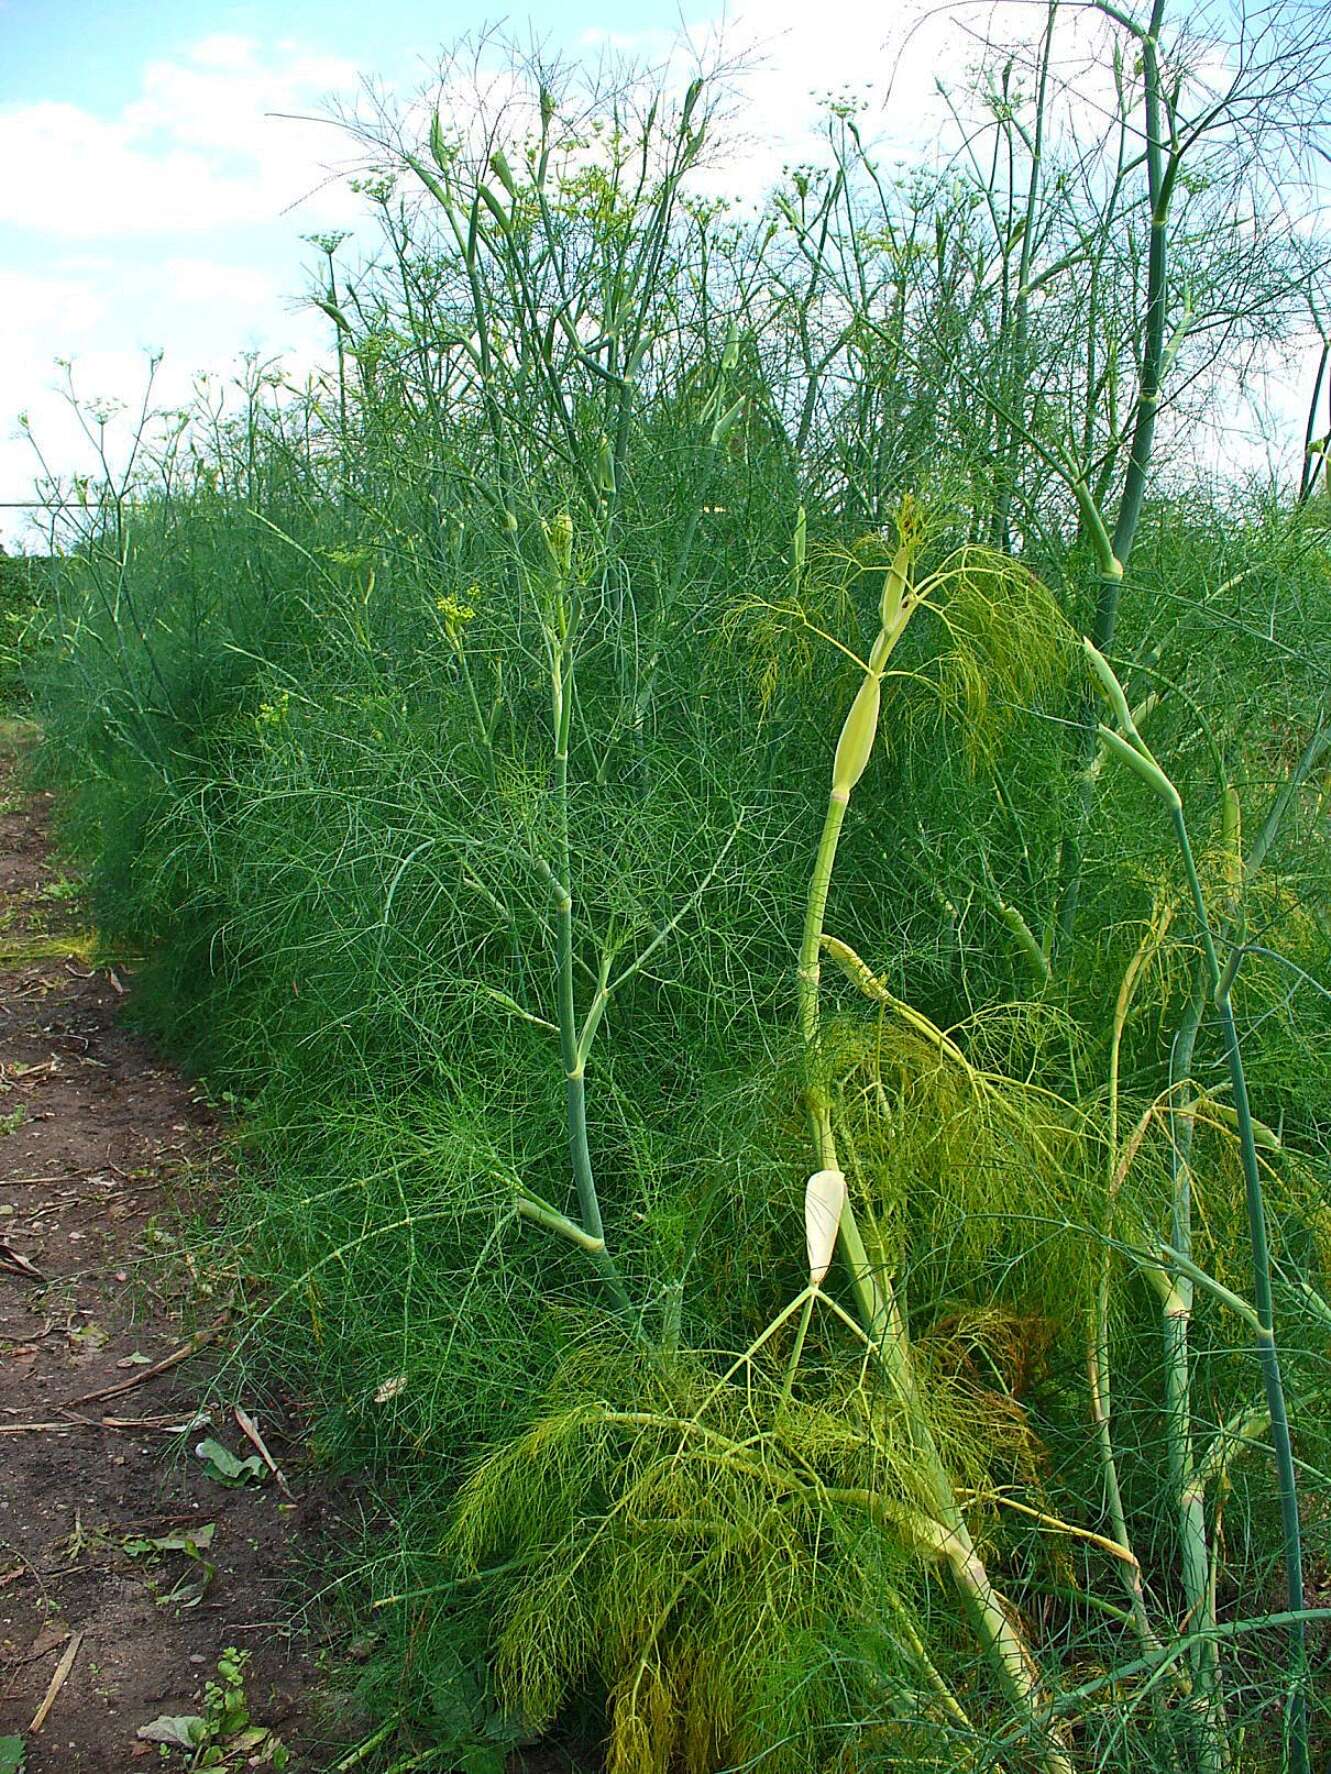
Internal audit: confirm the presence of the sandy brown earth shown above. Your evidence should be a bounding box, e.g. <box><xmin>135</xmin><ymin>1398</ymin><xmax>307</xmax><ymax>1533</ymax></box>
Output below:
<box><xmin>0</xmin><ymin>738</ymin><xmax>342</xmax><ymax>1770</ymax></box>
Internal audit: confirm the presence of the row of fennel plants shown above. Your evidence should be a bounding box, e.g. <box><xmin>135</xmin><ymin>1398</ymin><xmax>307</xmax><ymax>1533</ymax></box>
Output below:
<box><xmin>24</xmin><ymin>34</ymin><xmax>1331</xmax><ymax>1774</ymax></box>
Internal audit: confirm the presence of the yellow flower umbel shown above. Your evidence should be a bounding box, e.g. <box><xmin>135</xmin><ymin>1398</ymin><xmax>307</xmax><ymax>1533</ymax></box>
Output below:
<box><xmin>255</xmin><ymin>688</ymin><xmax>290</xmax><ymax>731</ymax></box>
<box><xmin>435</xmin><ymin>588</ymin><xmax>478</xmax><ymax>650</ymax></box>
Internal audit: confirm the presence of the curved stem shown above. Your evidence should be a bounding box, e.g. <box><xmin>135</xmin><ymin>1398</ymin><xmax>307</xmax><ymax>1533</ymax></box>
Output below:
<box><xmin>797</xmin><ymin>590</ymin><xmax>1069</xmax><ymax>1769</ymax></box>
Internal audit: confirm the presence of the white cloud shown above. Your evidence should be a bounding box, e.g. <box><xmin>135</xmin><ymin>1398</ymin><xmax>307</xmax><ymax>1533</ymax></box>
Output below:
<box><xmin>162</xmin><ymin>257</ymin><xmax>281</xmax><ymax>309</ymax></box>
<box><xmin>0</xmin><ymin>267</ymin><xmax>105</xmax><ymax>345</ymax></box>
<box><xmin>0</xmin><ymin>35</ymin><xmax>367</xmax><ymax>542</ymax></box>
<box><xmin>188</xmin><ymin>33</ymin><xmax>267</xmax><ymax>72</ymax></box>
<box><xmin>572</xmin><ymin>1</ymin><xmax>1167</xmax><ymax>211</ymax></box>
<box><xmin>124</xmin><ymin>40</ymin><xmax>359</xmax><ymax>160</ymax></box>
<box><xmin>0</xmin><ymin>37</ymin><xmax>361</xmax><ymax>238</ymax></box>
<box><xmin>567</xmin><ymin>3</ymin><xmax>1065</xmax><ymax>215</ymax></box>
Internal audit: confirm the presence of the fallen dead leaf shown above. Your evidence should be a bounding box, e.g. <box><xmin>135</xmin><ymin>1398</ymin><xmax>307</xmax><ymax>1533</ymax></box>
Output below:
<box><xmin>0</xmin><ymin>1240</ymin><xmax>42</xmax><ymax>1280</ymax></box>
<box><xmin>27</xmin><ymin>1621</ymin><xmax>71</xmax><ymax>1660</ymax></box>
<box><xmin>28</xmin><ymin>1628</ymin><xmax>82</xmax><ymax>1733</ymax></box>
<box><xmin>234</xmin><ymin>1403</ymin><xmax>294</xmax><ymax>1501</ymax></box>
<box><xmin>62</xmin><ymin>1312</ymin><xmax>229</xmax><ymax>1407</ymax></box>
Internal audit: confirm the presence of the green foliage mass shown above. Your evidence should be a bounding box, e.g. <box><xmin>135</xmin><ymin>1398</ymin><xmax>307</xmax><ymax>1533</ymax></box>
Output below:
<box><xmin>20</xmin><ymin>27</ymin><xmax>1331</xmax><ymax>1774</ymax></box>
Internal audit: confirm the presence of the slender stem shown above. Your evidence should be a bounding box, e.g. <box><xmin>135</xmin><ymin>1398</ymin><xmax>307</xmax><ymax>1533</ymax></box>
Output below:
<box><xmin>798</xmin><ymin>790</ymin><xmax>849</xmax><ymax>1175</ymax></box>
<box><xmin>992</xmin><ymin>0</ymin><xmax>1058</xmax><ymax>552</ymax></box>
<box><xmin>778</xmin><ymin>1291</ymin><xmax>817</xmax><ymax>1411</ymax></box>
<box><xmin>1159</xmin><ymin>728</ymin><xmax>1328</xmax><ymax>1761</ymax></box>
<box><xmin>515</xmin><ymin>1193</ymin><xmax>606</xmax><ymax>1253</ymax></box>
<box><xmin>1297</xmin><ymin>333</ymin><xmax>1328</xmax><ymax>505</ymax></box>
<box><xmin>1056</xmin><ymin>0</ymin><xmax>1178</xmax><ymax>956</ymax></box>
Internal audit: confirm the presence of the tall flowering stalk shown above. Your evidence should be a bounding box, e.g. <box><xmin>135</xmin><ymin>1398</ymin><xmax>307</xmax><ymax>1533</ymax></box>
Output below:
<box><xmin>796</xmin><ymin>501</ymin><xmax>1069</xmax><ymax>1764</ymax></box>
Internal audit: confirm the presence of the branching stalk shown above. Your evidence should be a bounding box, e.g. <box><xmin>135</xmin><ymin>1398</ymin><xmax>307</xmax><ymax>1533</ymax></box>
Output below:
<box><xmin>796</xmin><ymin>516</ymin><xmax>1070</xmax><ymax>1767</ymax></box>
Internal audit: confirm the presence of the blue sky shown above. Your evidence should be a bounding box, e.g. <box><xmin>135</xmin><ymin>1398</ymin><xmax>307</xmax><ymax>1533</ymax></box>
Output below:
<box><xmin>1</xmin><ymin>0</ymin><xmax>692</xmax><ymax>111</ymax></box>
<box><xmin>0</xmin><ymin>0</ymin><xmax>1319</xmax><ymax>542</ymax></box>
<box><xmin>0</xmin><ymin>0</ymin><xmax>725</xmax><ymax>541</ymax></box>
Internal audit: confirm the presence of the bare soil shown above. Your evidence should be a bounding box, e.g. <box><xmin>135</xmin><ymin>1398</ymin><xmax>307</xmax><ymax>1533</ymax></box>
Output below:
<box><xmin>0</xmin><ymin>740</ymin><xmax>343</xmax><ymax>1770</ymax></box>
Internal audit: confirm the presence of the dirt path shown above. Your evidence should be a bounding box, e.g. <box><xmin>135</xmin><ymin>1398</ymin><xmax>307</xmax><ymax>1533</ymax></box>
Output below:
<box><xmin>0</xmin><ymin>740</ymin><xmax>337</xmax><ymax>1770</ymax></box>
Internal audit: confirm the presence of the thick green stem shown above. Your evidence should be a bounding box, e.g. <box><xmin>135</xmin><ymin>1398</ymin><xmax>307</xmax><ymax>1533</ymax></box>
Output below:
<box><xmin>1164</xmin><ymin>1000</ymin><xmax>1228</xmax><ymax>1688</ymax></box>
<box><xmin>797</xmin><ymin>614</ymin><xmax>1069</xmax><ymax>1768</ymax></box>
<box><xmin>798</xmin><ymin>789</ymin><xmax>914</xmax><ymax>1364</ymax></box>
<box><xmin>1297</xmin><ymin>333</ymin><xmax>1328</xmax><ymax>506</ymax></box>
<box><xmin>1055</xmin><ymin>566</ymin><xmax>1125</xmax><ymax>954</ymax></box>
<box><xmin>1088</xmin><ymin>1324</ymin><xmax>1160</xmax><ymax>1653</ymax></box>
<box><xmin>1160</xmin><ymin>993</ymin><xmax>1228</xmax><ymax>1770</ymax></box>
<box><xmin>545</xmin><ymin>611</ymin><xmax>633</xmax><ymax>1318</ymax></box>
<box><xmin>1095</xmin><ymin>920</ymin><xmax>1166</xmax><ymax>1658</ymax></box>
<box><xmin>1166</xmin><ymin>1298</ymin><xmax>1228</xmax><ymax>1774</ymax></box>
<box><xmin>1171</xmin><ymin>803</ymin><xmax>1307</xmax><ymax>1774</ymax></box>
<box><xmin>1158</xmin><ymin>733</ymin><xmax>1329</xmax><ymax>1765</ymax></box>
<box><xmin>798</xmin><ymin>790</ymin><xmax>848</xmax><ymax>1174</ymax></box>
<box><xmin>1056</xmin><ymin>0</ymin><xmax>1175</xmax><ymax>957</ymax></box>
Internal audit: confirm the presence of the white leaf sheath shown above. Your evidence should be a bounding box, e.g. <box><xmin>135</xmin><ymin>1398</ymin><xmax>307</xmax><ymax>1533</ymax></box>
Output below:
<box><xmin>804</xmin><ymin>1167</ymin><xmax>847</xmax><ymax>1285</ymax></box>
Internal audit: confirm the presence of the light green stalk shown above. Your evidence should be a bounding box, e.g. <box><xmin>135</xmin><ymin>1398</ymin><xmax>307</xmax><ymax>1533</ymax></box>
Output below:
<box><xmin>1165</xmin><ymin>976</ymin><xmax>1228</xmax><ymax>1772</ymax></box>
<box><xmin>797</xmin><ymin>517</ymin><xmax>1070</xmax><ymax>1768</ymax></box>
<box><xmin>1090</xmin><ymin>649</ymin><xmax>1308</xmax><ymax>1774</ymax></box>
<box><xmin>1093</xmin><ymin>913</ymin><xmax>1167</xmax><ymax>1661</ymax></box>
<box><xmin>538</xmin><ymin>528</ymin><xmax>632</xmax><ymax>1318</ymax></box>
<box><xmin>529</xmin><ymin>512</ymin><xmax>742</xmax><ymax>1323</ymax></box>
<box><xmin>1159</xmin><ymin>723</ymin><xmax>1329</xmax><ymax>1770</ymax></box>
<box><xmin>1172</xmin><ymin>802</ymin><xmax>1308</xmax><ymax>1774</ymax></box>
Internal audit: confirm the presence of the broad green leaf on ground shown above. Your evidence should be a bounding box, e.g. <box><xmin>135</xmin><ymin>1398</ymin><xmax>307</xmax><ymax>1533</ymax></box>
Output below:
<box><xmin>136</xmin><ymin>1714</ymin><xmax>205</xmax><ymax>1748</ymax></box>
<box><xmin>194</xmin><ymin>1438</ymin><xmax>266</xmax><ymax>1487</ymax></box>
<box><xmin>122</xmin><ymin>1523</ymin><xmax>217</xmax><ymax>1558</ymax></box>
